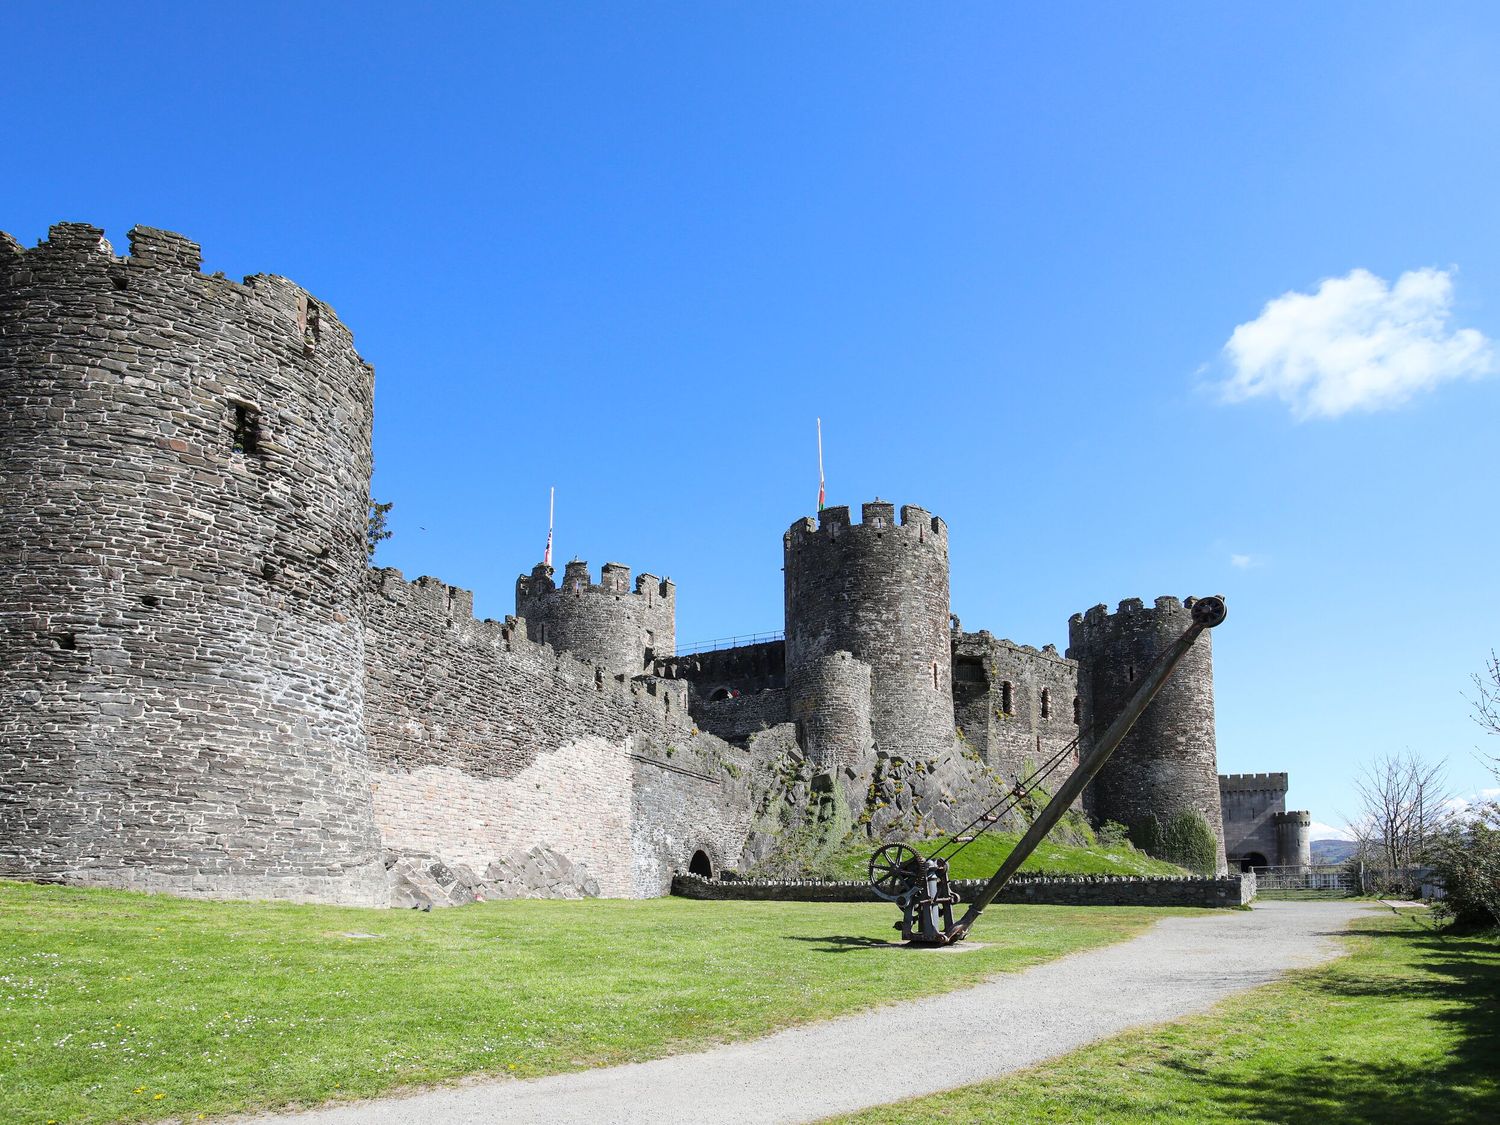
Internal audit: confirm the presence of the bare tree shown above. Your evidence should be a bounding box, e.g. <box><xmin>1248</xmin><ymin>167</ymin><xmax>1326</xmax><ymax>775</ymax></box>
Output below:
<box><xmin>1469</xmin><ymin>650</ymin><xmax>1500</xmax><ymax>780</ymax></box>
<box><xmin>1350</xmin><ymin>750</ymin><xmax>1454</xmax><ymax>871</ymax></box>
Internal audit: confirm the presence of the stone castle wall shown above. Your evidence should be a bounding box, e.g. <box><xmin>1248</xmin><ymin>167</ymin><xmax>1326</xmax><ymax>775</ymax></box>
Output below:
<box><xmin>952</xmin><ymin>631</ymin><xmax>1081</xmax><ymax>785</ymax></box>
<box><xmin>0</xmin><ymin>223</ymin><xmax>386</xmax><ymax>904</ymax></box>
<box><xmin>364</xmin><ymin>568</ymin><xmax>750</xmax><ymax>898</ymax></box>
<box><xmin>1070</xmin><ymin>597</ymin><xmax>1227</xmax><ymax>874</ymax></box>
<box><xmin>0</xmin><ymin>221</ymin><xmax>1241</xmax><ymax>908</ymax></box>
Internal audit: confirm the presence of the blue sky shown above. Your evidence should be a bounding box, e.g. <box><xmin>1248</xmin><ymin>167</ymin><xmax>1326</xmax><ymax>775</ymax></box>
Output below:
<box><xmin>6</xmin><ymin>3</ymin><xmax>1498</xmax><ymax>834</ymax></box>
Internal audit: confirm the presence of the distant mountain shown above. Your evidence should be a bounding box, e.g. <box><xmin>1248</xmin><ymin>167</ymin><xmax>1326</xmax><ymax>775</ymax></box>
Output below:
<box><xmin>1311</xmin><ymin>838</ymin><xmax>1356</xmax><ymax>864</ymax></box>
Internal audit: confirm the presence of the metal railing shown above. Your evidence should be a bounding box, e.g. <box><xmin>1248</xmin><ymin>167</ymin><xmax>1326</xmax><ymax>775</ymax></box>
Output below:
<box><xmin>671</xmin><ymin>630</ymin><xmax>784</xmax><ymax>657</ymax></box>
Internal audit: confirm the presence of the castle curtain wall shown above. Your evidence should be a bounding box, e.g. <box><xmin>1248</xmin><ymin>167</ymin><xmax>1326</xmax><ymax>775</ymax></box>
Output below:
<box><xmin>363</xmin><ymin>569</ymin><xmax>751</xmax><ymax>898</ymax></box>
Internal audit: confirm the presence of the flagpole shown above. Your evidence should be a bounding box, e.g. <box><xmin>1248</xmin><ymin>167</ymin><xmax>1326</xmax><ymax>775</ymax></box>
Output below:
<box><xmin>544</xmin><ymin>486</ymin><xmax>555</xmax><ymax>567</ymax></box>
<box><xmin>816</xmin><ymin>417</ymin><xmax>825</xmax><ymax>511</ymax></box>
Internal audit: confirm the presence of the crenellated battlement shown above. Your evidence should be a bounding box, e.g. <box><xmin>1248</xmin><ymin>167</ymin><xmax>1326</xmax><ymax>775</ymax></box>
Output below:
<box><xmin>1068</xmin><ymin>595</ymin><xmax>1205</xmax><ymax>629</ymax></box>
<box><xmin>365</xmin><ymin>569</ymin><xmax>692</xmax><ymax>733</ymax></box>
<box><xmin>0</xmin><ymin>223</ymin><xmax>366</xmax><ymax>371</ymax></box>
<box><xmin>784</xmin><ymin>500</ymin><xmax>948</xmax><ymax>551</ymax></box>
<box><xmin>1219</xmin><ymin>772</ymin><xmax>1290</xmax><ymax>792</ymax></box>
<box><xmin>1273</xmin><ymin>809</ymin><xmax>1312</xmax><ymax>824</ymax></box>
<box><xmin>954</xmin><ymin>630</ymin><xmax>1077</xmax><ymax>668</ymax></box>
<box><xmin>517</xmin><ymin>560</ymin><xmax>675</xmax><ymax>602</ymax></box>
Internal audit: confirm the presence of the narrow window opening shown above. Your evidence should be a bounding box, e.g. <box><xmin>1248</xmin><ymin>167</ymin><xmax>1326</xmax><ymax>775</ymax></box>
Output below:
<box><xmin>304</xmin><ymin>299</ymin><xmax>322</xmax><ymax>349</ymax></box>
<box><xmin>932</xmin><ymin>661</ymin><xmax>940</xmax><ymax>690</ymax></box>
<box><xmin>1127</xmin><ymin>665</ymin><xmax>1136</xmax><ymax>682</ymax></box>
<box><xmin>1040</xmin><ymin>688</ymin><xmax>1050</xmax><ymax>719</ymax></box>
<box><xmin>1001</xmin><ymin>681</ymin><xmax>1013</xmax><ymax>715</ymax></box>
<box><xmin>1073</xmin><ymin>696</ymin><xmax>1081</xmax><ymax>724</ymax></box>
<box><xmin>231</xmin><ymin>404</ymin><xmax>261</xmax><ymax>455</ymax></box>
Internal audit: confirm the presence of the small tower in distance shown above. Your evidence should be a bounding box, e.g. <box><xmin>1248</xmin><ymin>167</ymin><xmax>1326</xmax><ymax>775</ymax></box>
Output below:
<box><xmin>1273</xmin><ymin>810</ymin><xmax>1313</xmax><ymax>870</ymax></box>
<box><xmin>515</xmin><ymin>559</ymin><xmax>674</xmax><ymax>678</ymax></box>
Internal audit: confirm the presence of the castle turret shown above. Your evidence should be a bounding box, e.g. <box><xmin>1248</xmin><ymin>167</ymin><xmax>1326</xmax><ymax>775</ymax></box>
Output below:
<box><xmin>1274</xmin><ymin>810</ymin><xmax>1312</xmax><ymax>870</ymax></box>
<box><xmin>784</xmin><ymin>502</ymin><xmax>953</xmax><ymax>762</ymax></box>
<box><xmin>0</xmin><ymin>224</ymin><xmax>385</xmax><ymax>903</ymax></box>
<box><xmin>789</xmin><ymin>651</ymin><xmax>874</xmax><ymax>771</ymax></box>
<box><xmin>1069</xmin><ymin>596</ymin><xmax>1227</xmax><ymax>874</ymax></box>
<box><xmin>515</xmin><ymin>559</ymin><xmax>674</xmax><ymax>677</ymax></box>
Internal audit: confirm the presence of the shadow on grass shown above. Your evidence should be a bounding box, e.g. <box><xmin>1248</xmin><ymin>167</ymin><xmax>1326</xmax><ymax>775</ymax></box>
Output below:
<box><xmin>1120</xmin><ymin>918</ymin><xmax>1497</xmax><ymax>1124</ymax></box>
<box><xmin>782</xmin><ymin>934</ymin><xmax>900</xmax><ymax>953</ymax></box>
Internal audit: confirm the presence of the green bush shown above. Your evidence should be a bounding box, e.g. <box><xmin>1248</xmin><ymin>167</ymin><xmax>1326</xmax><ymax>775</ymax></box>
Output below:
<box><xmin>1129</xmin><ymin>813</ymin><xmax>1163</xmax><ymax>857</ymax></box>
<box><xmin>1129</xmin><ymin>810</ymin><xmax>1217</xmax><ymax>874</ymax></box>
<box><xmin>1429</xmin><ymin>802</ymin><xmax>1500</xmax><ymax>929</ymax></box>
<box><xmin>1159</xmin><ymin>809</ymin><xmax>1219</xmax><ymax>875</ymax></box>
<box><xmin>1097</xmin><ymin>820</ymin><xmax>1131</xmax><ymax>849</ymax></box>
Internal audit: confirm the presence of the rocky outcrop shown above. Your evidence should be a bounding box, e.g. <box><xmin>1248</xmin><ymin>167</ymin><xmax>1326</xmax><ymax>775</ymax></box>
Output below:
<box><xmin>385</xmin><ymin>846</ymin><xmax>601</xmax><ymax>908</ymax></box>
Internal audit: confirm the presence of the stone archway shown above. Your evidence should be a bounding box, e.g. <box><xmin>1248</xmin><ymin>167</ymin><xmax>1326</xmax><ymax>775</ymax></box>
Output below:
<box><xmin>689</xmin><ymin>849</ymin><xmax>713</xmax><ymax>878</ymax></box>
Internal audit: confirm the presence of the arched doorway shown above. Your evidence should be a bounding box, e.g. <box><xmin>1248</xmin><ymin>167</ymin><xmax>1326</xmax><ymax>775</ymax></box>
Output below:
<box><xmin>1239</xmin><ymin>852</ymin><xmax>1268</xmax><ymax>872</ymax></box>
<box><xmin>689</xmin><ymin>849</ymin><xmax>713</xmax><ymax>878</ymax></box>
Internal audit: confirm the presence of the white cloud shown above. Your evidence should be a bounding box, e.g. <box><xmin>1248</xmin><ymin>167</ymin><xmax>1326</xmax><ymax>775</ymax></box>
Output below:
<box><xmin>1309</xmin><ymin>820</ymin><xmax>1356</xmax><ymax>841</ymax></box>
<box><xmin>1218</xmin><ymin>267</ymin><xmax>1495</xmax><ymax>420</ymax></box>
<box><xmin>1229</xmin><ymin>553</ymin><xmax>1263</xmax><ymax>569</ymax></box>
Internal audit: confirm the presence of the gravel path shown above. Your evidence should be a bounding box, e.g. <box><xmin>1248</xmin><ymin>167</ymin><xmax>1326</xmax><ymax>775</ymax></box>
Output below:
<box><xmin>249</xmin><ymin>900</ymin><xmax>1371</xmax><ymax>1125</ymax></box>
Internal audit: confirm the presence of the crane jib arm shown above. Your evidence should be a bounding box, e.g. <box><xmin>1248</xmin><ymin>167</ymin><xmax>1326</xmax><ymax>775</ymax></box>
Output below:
<box><xmin>869</xmin><ymin>594</ymin><xmax>1227</xmax><ymax>945</ymax></box>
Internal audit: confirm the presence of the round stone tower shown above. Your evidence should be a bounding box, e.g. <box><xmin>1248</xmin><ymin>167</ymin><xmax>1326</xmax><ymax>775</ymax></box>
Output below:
<box><xmin>788</xmin><ymin>651</ymin><xmax>874</xmax><ymax>772</ymax></box>
<box><xmin>515</xmin><ymin>559</ymin><xmax>674</xmax><ymax>677</ymax></box>
<box><xmin>1068</xmin><ymin>596</ymin><xmax>1227</xmax><ymax>874</ymax></box>
<box><xmin>1274</xmin><ymin>810</ymin><xmax>1312</xmax><ymax>869</ymax></box>
<box><xmin>784</xmin><ymin>501</ymin><xmax>953</xmax><ymax>761</ymax></box>
<box><xmin>0</xmin><ymin>223</ymin><xmax>386</xmax><ymax>904</ymax></box>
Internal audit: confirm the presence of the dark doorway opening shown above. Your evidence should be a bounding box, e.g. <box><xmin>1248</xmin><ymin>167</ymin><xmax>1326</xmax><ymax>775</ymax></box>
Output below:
<box><xmin>689</xmin><ymin>850</ymin><xmax>713</xmax><ymax>878</ymax></box>
<box><xmin>1239</xmin><ymin>852</ymin><xmax>1269</xmax><ymax>872</ymax></box>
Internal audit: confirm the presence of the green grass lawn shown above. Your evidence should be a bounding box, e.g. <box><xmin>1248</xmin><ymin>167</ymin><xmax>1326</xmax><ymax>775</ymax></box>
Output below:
<box><xmin>826</xmin><ymin>909</ymin><xmax>1500</xmax><ymax>1124</ymax></box>
<box><xmin>0</xmin><ymin>881</ymin><xmax>1198</xmax><ymax>1124</ymax></box>
<box><xmin>826</xmin><ymin>831</ymin><xmax>1188</xmax><ymax>881</ymax></box>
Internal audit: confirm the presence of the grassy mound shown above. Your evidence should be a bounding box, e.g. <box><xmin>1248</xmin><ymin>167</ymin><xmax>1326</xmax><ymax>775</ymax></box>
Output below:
<box><xmin>0</xmin><ymin>881</ymin><xmax>1204</xmax><ymax>1124</ymax></box>
<box><xmin>825</xmin><ymin>831</ymin><xmax>1189</xmax><ymax>882</ymax></box>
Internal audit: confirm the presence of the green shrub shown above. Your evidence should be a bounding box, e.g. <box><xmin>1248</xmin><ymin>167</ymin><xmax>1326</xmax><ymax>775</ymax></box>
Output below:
<box><xmin>1429</xmin><ymin>802</ymin><xmax>1500</xmax><ymax>929</ymax></box>
<box><xmin>1097</xmin><ymin>820</ymin><xmax>1131</xmax><ymax>849</ymax></box>
<box><xmin>1129</xmin><ymin>810</ymin><xmax>1217</xmax><ymax>874</ymax></box>
<box><xmin>1129</xmin><ymin>813</ymin><xmax>1163</xmax><ymax>857</ymax></box>
<box><xmin>1159</xmin><ymin>809</ymin><xmax>1219</xmax><ymax>875</ymax></box>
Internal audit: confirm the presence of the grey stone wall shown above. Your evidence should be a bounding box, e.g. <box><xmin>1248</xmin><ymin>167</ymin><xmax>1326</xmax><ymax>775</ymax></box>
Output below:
<box><xmin>0</xmin><ymin>224</ymin><xmax>386</xmax><ymax>904</ymax></box>
<box><xmin>784</xmin><ymin>502</ymin><xmax>954</xmax><ymax>762</ymax></box>
<box><xmin>1218</xmin><ymin>772</ymin><xmax>1288</xmax><ymax>869</ymax></box>
<box><xmin>1069</xmin><ymin>597</ymin><xmax>1227</xmax><ymax>874</ymax></box>
<box><xmin>657</xmin><ymin>639</ymin><xmax>786</xmax><ymax>697</ymax></box>
<box><xmin>364</xmin><ymin>567</ymin><xmax>749</xmax><ymax>898</ymax></box>
<box><xmin>672</xmin><ymin>872</ymin><xmax>1255</xmax><ymax>908</ymax></box>
<box><xmin>689</xmin><ymin>687</ymin><xmax>790</xmax><ymax>745</ymax></box>
<box><xmin>515</xmin><ymin>559</ymin><xmax>674</xmax><ymax>677</ymax></box>
<box><xmin>952</xmin><ymin>631</ymin><xmax>1080</xmax><ymax>786</ymax></box>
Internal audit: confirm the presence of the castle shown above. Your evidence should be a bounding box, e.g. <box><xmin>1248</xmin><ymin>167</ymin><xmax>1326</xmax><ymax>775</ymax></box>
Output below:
<box><xmin>0</xmin><ymin>223</ymin><xmax>1308</xmax><ymax>907</ymax></box>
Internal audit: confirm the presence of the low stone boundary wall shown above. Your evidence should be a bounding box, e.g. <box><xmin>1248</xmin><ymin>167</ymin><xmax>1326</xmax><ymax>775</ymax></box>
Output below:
<box><xmin>672</xmin><ymin>871</ymin><xmax>1255</xmax><ymax>908</ymax></box>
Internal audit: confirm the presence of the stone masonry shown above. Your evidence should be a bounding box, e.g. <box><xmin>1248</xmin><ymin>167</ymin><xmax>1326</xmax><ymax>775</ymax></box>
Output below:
<box><xmin>1</xmin><ymin>222</ymin><xmax>1267</xmax><ymax>906</ymax></box>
